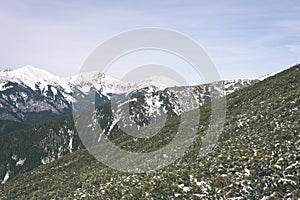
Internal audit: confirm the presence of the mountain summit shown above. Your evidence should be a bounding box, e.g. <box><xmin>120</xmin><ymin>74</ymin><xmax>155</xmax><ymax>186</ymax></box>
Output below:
<box><xmin>0</xmin><ymin>65</ymin><xmax>72</xmax><ymax>93</ymax></box>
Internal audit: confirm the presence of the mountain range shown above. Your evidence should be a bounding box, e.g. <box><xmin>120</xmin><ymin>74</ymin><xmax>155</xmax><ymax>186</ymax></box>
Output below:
<box><xmin>0</xmin><ymin>64</ymin><xmax>299</xmax><ymax>199</ymax></box>
<box><xmin>0</xmin><ymin>65</ymin><xmax>256</xmax><ymax>132</ymax></box>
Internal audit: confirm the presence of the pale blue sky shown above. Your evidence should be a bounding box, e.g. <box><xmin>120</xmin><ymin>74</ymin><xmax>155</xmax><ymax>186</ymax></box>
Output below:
<box><xmin>0</xmin><ymin>0</ymin><xmax>299</xmax><ymax>81</ymax></box>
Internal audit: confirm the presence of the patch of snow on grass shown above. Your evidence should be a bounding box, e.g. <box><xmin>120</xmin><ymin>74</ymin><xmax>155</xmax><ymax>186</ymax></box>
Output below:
<box><xmin>16</xmin><ymin>158</ymin><xmax>26</xmax><ymax>166</ymax></box>
<box><xmin>1</xmin><ymin>171</ymin><xmax>9</xmax><ymax>184</ymax></box>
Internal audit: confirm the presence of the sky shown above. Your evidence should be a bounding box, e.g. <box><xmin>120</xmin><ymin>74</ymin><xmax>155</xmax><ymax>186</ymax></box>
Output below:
<box><xmin>0</xmin><ymin>0</ymin><xmax>299</xmax><ymax>82</ymax></box>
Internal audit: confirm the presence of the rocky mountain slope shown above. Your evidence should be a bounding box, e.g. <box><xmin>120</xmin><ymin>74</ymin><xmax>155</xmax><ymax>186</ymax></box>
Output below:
<box><xmin>0</xmin><ymin>65</ymin><xmax>73</xmax><ymax>124</ymax></box>
<box><xmin>0</xmin><ymin>65</ymin><xmax>256</xmax><ymax>126</ymax></box>
<box><xmin>0</xmin><ymin>64</ymin><xmax>298</xmax><ymax>199</ymax></box>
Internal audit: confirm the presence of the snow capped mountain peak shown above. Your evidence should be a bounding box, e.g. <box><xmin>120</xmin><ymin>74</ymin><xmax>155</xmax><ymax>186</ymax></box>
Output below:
<box><xmin>9</xmin><ymin>64</ymin><xmax>60</xmax><ymax>83</ymax></box>
<box><xmin>0</xmin><ymin>65</ymin><xmax>76</xmax><ymax>122</ymax></box>
<box><xmin>0</xmin><ymin>65</ymin><xmax>73</xmax><ymax>94</ymax></box>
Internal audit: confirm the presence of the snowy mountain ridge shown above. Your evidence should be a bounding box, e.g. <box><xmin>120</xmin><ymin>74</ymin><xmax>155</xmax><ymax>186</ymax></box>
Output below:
<box><xmin>0</xmin><ymin>65</ymin><xmax>72</xmax><ymax>93</ymax></box>
<box><xmin>0</xmin><ymin>65</ymin><xmax>258</xmax><ymax>124</ymax></box>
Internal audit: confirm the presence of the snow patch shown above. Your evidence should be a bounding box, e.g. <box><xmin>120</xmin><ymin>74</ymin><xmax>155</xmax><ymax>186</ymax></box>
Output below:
<box><xmin>69</xmin><ymin>137</ymin><xmax>73</xmax><ymax>153</ymax></box>
<box><xmin>16</xmin><ymin>158</ymin><xmax>26</xmax><ymax>166</ymax></box>
<box><xmin>1</xmin><ymin>171</ymin><xmax>9</xmax><ymax>184</ymax></box>
<box><xmin>11</xmin><ymin>154</ymin><xmax>17</xmax><ymax>161</ymax></box>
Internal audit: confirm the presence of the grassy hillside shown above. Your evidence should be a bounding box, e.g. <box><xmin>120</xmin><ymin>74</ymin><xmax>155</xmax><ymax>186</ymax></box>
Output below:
<box><xmin>0</xmin><ymin>64</ymin><xmax>299</xmax><ymax>199</ymax></box>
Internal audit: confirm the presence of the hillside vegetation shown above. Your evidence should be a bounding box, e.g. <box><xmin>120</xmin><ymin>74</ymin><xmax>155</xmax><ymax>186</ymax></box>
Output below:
<box><xmin>0</xmin><ymin>64</ymin><xmax>299</xmax><ymax>199</ymax></box>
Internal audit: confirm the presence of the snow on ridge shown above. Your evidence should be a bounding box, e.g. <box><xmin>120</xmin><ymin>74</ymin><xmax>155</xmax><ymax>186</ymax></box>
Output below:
<box><xmin>0</xmin><ymin>65</ymin><xmax>72</xmax><ymax>93</ymax></box>
<box><xmin>0</xmin><ymin>65</ymin><xmax>263</xmax><ymax>105</ymax></box>
<box><xmin>258</xmin><ymin>73</ymin><xmax>275</xmax><ymax>81</ymax></box>
<box><xmin>72</xmin><ymin>71</ymin><xmax>157</xmax><ymax>95</ymax></box>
